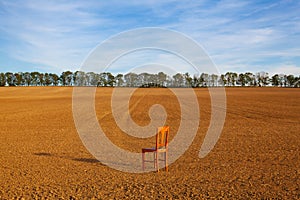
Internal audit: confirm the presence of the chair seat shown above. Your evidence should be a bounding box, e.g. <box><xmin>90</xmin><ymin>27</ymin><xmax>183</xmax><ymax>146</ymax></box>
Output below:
<box><xmin>142</xmin><ymin>147</ymin><xmax>167</xmax><ymax>153</ymax></box>
<box><xmin>142</xmin><ymin>147</ymin><xmax>155</xmax><ymax>152</ymax></box>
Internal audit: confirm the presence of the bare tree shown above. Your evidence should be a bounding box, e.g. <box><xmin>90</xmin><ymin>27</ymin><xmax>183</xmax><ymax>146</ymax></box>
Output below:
<box><xmin>172</xmin><ymin>73</ymin><xmax>184</xmax><ymax>87</ymax></box>
<box><xmin>225</xmin><ymin>72</ymin><xmax>237</xmax><ymax>86</ymax></box>
<box><xmin>24</xmin><ymin>72</ymin><xmax>32</xmax><ymax>86</ymax></box>
<box><xmin>238</xmin><ymin>73</ymin><xmax>246</xmax><ymax>86</ymax></box>
<box><xmin>219</xmin><ymin>74</ymin><xmax>226</xmax><ymax>86</ymax></box>
<box><xmin>184</xmin><ymin>72</ymin><xmax>192</xmax><ymax>87</ymax></box>
<box><xmin>115</xmin><ymin>74</ymin><xmax>124</xmax><ymax>87</ymax></box>
<box><xmin>210</xmin><ymin>74</ymin><xmax>218</xmax><ymax>87</ymax></box>
<box><xmin>278</xmin><ymin>74</ymin><xmax>286</xmax><ymax>87</ymax></box>
<box><xmin>5</xmin><ymin>72</ymin><xmax>16</xmax><ymax>86</ymax></box>
<box><xmin>61</xmin><ymin>71</ymin><xmax>73</xmax><ymax>86</ymax></box>
<box><xmin>272</xmin><ymin>74</ymin><xmax>279</xmax><ymax>86</ymax></box>
<box><xmin>124</xmin><ymin>72</ymin><xmax>138</xmax><ymax>87</ymax></box>
<box><xmin>0</xmin><ymin>73</ymin><xmax>6</xmax><ymax>86</ymax></box>
<box><xmin>158</xmin><ymin>72</ymin><xmax>167</xmax><ymax>87</ymax></box>
<box><xmin>14</xmin><ymin>72</ymin><xmax>24</xmax><ymax>86</ymax></box>
<box><xmin>74</xmin><ymin>71</ymin><xmax>86</xmax><ymax>86</ymax></box>
<box><xmin>286</xmin><ymin>75</ymin><xmax>295</xmax><ymax>87</ymax></box>
<box><xmin>245</xmin><ymin>72</ymin><xmax>254</xmax><ymax>86</ymax></box>
<box><xmin>50</xmin><ymin>73</ymin><xmax>59</xmax><ymax>86</ymax></box>
<box><xmin>200</xmin><ymin>73</ymin><xmax>209</xmax><ymax>87</ymax></box>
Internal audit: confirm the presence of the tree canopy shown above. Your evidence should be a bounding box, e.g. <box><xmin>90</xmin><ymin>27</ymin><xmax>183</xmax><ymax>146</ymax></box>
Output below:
<box><xmin>0</xmin><ymin>71</ymin><xmax>299</xmax><ymax>88</ymax></box>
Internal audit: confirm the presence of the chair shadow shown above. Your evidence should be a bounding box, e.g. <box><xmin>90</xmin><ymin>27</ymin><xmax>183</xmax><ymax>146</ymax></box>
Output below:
<box><xmin>33</xmin><ymin>152</ymin><xmax>101</xmax><ymax>164</ymax></box>
<box><xmin>33</xmin><ymin>152</ymin><xmax>146</xmax><ymax>170</ymax></box>
<box><xmin>72</xmin><ymin>158</ymin><xmax>99</xmax><ymax>163</ymax></box>
<box><xmin>34</xmin><ymin>152</ymin><xmax>52</xmax><ymax>156</ymax></box>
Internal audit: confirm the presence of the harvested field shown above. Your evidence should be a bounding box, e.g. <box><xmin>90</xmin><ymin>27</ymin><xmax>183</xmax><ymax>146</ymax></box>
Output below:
<box><xmin>0</xmin><ymin>87</ymin><xmax>299</xmax><ymax>199</ymax></box>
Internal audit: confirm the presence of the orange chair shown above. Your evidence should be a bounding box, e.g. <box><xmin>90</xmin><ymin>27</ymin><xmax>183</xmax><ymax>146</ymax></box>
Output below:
<box><xmin>142</xmin><ymin>126</ymin><xmax>169</xmax><ymax>172</ymax></box>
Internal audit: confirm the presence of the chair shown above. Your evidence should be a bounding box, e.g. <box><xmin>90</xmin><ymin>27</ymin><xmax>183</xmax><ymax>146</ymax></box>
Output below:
<box><xmin>142</xmin><ymin>126</ymin><xmax>169</xmax><ymax>172</ymax></box>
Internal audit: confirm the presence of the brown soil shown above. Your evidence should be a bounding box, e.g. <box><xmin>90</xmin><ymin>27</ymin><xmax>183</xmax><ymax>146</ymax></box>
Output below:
<box><xmin>0</xmin><ymin>87</ymin><xmax>299</xmax><ymax>199</ymax></box>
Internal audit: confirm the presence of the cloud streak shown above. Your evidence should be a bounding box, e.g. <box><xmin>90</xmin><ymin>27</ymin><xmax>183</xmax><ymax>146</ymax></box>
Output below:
<box><xmin>0</xmin><ymin>0</ymin><xmax>299</xmax><ymax>75</ymax></box>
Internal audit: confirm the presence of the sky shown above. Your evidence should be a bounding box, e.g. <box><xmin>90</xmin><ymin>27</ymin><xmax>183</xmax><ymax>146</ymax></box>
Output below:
<box><xmin>0</xmin><ymin>0</ymin><xmax>299</xmax><ymax>76</ymax></box>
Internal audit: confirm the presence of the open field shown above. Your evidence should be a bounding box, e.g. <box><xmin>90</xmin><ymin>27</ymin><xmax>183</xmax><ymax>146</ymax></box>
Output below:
<box><xmin>0</xmin><ymin>87</ymin><xmax>299</xmax><ymax>199</ymax></box>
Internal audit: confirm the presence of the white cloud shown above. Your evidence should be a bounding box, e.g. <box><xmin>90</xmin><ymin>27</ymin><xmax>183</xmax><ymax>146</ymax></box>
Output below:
<box><xmin>269</xmin><ymin>65</ymin><xmax>300</xmax><ymax>76</ymax></box>
<box><xmin>0</xmin><ymin>0</ymin><xmax>111</xmax><ymax>72</ymax></box>
<box><xmin>0</xmin><ymin>0</ymin><xmax>299</xmax><ymax>75</ymax></box>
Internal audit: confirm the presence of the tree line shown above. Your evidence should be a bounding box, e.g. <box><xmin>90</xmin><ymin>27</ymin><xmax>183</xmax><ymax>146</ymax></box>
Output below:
<box><xmin>0</xmin><ymin>71</ymin><xmax>299</xmax><ymax>87</ymax></box>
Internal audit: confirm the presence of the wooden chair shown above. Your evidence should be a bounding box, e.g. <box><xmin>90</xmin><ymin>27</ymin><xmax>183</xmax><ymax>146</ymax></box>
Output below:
<box><xmin>142</xmin><ymin>126</ymin><xmax>169</xmax><ymax>172</ymax></box>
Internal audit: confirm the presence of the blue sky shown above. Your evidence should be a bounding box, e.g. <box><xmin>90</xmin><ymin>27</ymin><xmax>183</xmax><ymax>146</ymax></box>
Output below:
<box><xmin>0</xmin><ymin>0</ymin><xmax>299</xmax><ymax>75</ymax></box>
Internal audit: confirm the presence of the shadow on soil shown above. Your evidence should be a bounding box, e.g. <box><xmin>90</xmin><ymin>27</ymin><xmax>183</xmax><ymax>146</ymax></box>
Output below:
<box><xmin>33</xmin><ymin>152</ymin><xmax>101</xmax><ymax>164</ymax></box>
<box><xmin>34</xmin><ymin>152</ymin><xmax>52</xmax><ymax>156</ymax></box>
<box><xmin>72</xmin><ymin>158</ymin><xmax>100</xmax><ymax>163</ymax></box>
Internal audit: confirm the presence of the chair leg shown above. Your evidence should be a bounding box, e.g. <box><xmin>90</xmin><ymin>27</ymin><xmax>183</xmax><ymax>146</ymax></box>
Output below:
<box><xmin>156</xmin><ymin>152</ymin><xmax>159</xmax><ymax>172</ymax></box>
<box><xmin>142</xmin><ymin>152</ymin><xmax>145</xmax><ymax>171</ymax></box>
<box><xmin>165</xmin><ymin>151</ymin><xmax>168</xmax><ymax>172</ymax></box>
<box><xmin>153</xmin><ymin>152</ymin><xmax>155</xmax><ymax>170</ymax></box>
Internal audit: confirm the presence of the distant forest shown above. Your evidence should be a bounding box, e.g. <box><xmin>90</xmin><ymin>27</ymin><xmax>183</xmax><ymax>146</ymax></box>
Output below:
<box><xmin>0</xmin><ymin>71</ymin><xmax>299</xmax><ymax>87</ymax></box>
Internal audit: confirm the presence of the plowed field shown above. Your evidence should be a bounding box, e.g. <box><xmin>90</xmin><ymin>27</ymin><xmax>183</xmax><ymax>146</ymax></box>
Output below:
<box><xmin>0</xmin><ymin>87</ymin><xmax>299</xmax><ymax>199</ymax></box>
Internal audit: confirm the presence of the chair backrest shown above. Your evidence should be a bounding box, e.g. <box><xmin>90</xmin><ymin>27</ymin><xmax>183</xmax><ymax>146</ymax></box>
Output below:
<box><xmin>156</xmin><ymin>126</ymin><xmax>169</xmax><ymax>150</ymax></box>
